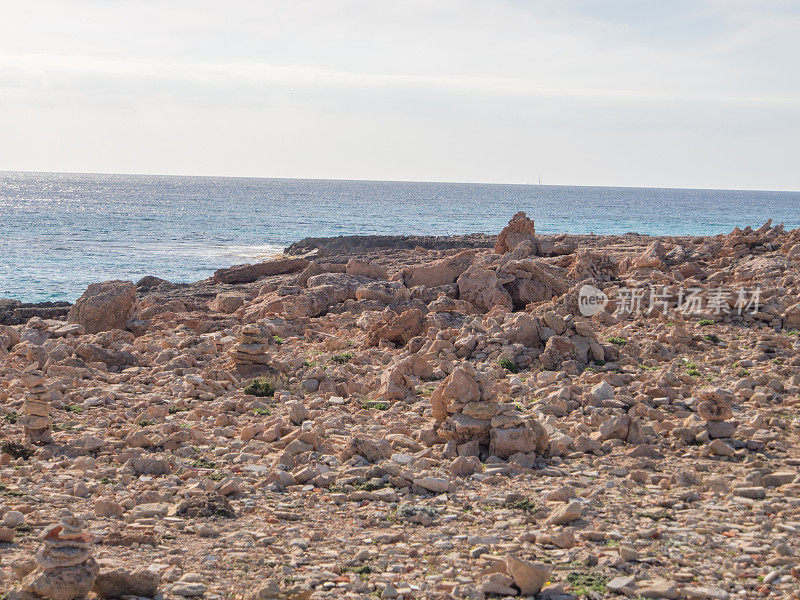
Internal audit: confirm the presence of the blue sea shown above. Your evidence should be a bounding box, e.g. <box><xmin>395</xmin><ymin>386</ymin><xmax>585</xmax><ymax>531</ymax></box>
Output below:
<box><xmin>2</xmin><ymin>171</ymin><xmax>800</xmax><ymax>303</ymax></box>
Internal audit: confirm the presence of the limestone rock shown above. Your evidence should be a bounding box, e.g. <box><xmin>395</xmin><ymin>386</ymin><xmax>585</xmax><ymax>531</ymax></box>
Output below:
<box><xmin>213</xmin><ymin>258</ymin><xmax>309</xmax><ymax>284</ymax></box>
<box><xmin>67</xmin><ymin>280</ymin><xmax>136</xmax><ymax>334</ymax></box>
<box><xmin>430</xmin><ymin>367</ymin><xmax>480</xmax><ymax>422</ymax></box>
<box><xmin>93</xmin><ymin>563</ymin><xmax>161</xmax><ymax>599</ymax></box>
<box><xmin>457</xmin><ymin>264</ymin><xmax>514</xmax><ymax>313</ymax></box>
<box><xmin>546</xmin><ymin>500</ymin><xmax>582</xmax><ymax>525</ymax></box>
<box><xmin>488</xmin><ymin>420</ymin><xmax>549</xmax><ymax>459</ymax></box>
<box><xmin>505</xmin><ymin>556</ymin><xmax>550</xmax><ymax>595</ymax></box>
<box><xmin>12</xmin><ymin>515</ymin><xmax>98</xmax><ymax>600</ymax></box>
<box><xmin>364</xmin><ymin>308</ymin><xmax>425</xmax><ymax>347</ymax></box>
<box><xmin>494</xmin><ymin>212</ymin><xmax>536</xmax><ymax>255</ymax></box>
<box><xmin>697</xmin><ymin>388</ymin><xmax>732</xmax><ymax>422</ymax></box>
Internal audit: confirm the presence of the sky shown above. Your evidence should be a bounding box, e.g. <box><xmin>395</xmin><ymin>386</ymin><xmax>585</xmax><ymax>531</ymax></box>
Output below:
<box><xmin>1</xmin><ymin>0</ymin><xmax>799</xmax><ymax>190</ymax></box>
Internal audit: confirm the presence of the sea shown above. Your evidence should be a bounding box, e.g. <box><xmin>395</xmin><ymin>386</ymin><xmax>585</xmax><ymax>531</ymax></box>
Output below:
<box><xmin>2</xmin><ymin>171</ymin><xmax>800</xmax><ymax>303</ymax></box>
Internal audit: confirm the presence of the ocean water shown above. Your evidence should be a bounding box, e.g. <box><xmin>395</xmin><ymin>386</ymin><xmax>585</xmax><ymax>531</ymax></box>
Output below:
<box><xmin>2</xmin><ymin>171</ymin><xmax>800</xmax><ymax>303</ymax></box>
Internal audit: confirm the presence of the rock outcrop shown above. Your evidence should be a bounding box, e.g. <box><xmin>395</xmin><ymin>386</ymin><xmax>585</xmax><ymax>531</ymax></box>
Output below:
<box><xmin>67</xmin><ymin>281</ymin><xmax>136</xmax><ymax>334</ymax></box>
<box><xmin>494</xmin><ymin>211</ymin><xmax>536</xmax><ymax>255</ymax></box>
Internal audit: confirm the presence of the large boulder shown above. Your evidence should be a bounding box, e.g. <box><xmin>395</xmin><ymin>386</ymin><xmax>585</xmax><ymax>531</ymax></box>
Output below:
<box><xmin>378</xmin><ymin>355</ymin><xmax>433</xmax><ymax>400</ymax></box>
<box><xmin>783</xmin><ymin>302</ymin><xmax>800</xmax><ymax>330</ymax></box>
<box><xmin>399</xmin><ymin>250</ymin><xmax>476</xmax><ymax>288</ymax></box>
<box><xmin>489</xmin><ymin>420</ymin><xmax>549</xmax><ymax>458</ymax></box>
<box><xmin>539</xmin><ymin>335</ymin><xmax>581</xmax><ymax>371</ymax></box>
<box><xmin>502</xmin><ymin>313</ymin><xmax>540</xmax><ymax>347</ymax></box>
<box><xmin>696</xmin><ymin>388</ymin><xmax>733</xmax><ymax>422</ymax></box>
<box><xmin>430</xmin><ymin>367</ymin><xmax>481</xmax><ymax>421</ymax></box>
<box><xmin>497</xmin><ymin>259</ymin><xmax>568</xmax><ymax>308</ymax></box>
<box><xmin>93</xmin><ymin>563</ymin><xmax>161</xmax><ymax>599</ymax></box>
<box><xmin>457</xmin><ymin>265</ymin><xmax>513</xmax><ymax>312</ymax></box>
<box><xmin>67</xmin><ymin>281</ymin><xmax>136</xmax><ymax>334</ymax></box>
<box><xmin>494</xmin><ymin>212</ymin><xmax>536</xmax><ymax>255</ymax></box>
<box><xmin>345</xmin><ymin>259</ymin><xmax>387</xmax><ymax>280</ymax></box>
<box><xmin>364</xmin><ymin>308</ymin><xmax>425</xmax><ymax>347</ymax></box>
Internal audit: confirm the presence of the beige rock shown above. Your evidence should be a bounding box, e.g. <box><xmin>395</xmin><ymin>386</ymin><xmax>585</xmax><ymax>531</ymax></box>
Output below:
<box><xmin>495</xmin><ymin>212</ymin><xmax>536</xmax><ymax>254</ymax></box>
<box><xmin>67</xmin><ymin>280</ymin><xmax>136</xmax><ymax>334</ymax></box>
<box><xmin>546</xmin><ymin>501</ymin><xmax>582</xmax><ymax>525</ymax></box>
<box><xmin>430</xmin><ymin>367</ymin><xmax>480</xmax><ymax>421</ymax></box>
<box><xmin>345</xmin><ymin>259</ymin><xmax>387</xmax><ymax>280</ymax></box>
<box><xmin>489</xmin><ymin>421</ymin><xmax>549</xmax><ymax>459</ymax></box>
<box><xmin>505</xmin><ymin>556</ymin><xmax>550</xmax><ymax>595</ymax></box>
<box><xmin>697</xmin><ymin>388</ymin><xmax>732</xmax><ymax>422</ymax></box>
<box><xmin>457</xmin><ymin>264</ymin><xmax>514</xmax><ymax>313</ymax></box>
<box><xmin>93</xmin><ymin>563</ymin><xmax>161</xmax><ymax>599</ymax></box>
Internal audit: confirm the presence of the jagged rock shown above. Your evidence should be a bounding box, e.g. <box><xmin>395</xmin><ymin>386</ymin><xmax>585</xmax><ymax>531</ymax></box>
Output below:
<box><xmin>67</xmin><ymin>280</ymin><xmax>136</xmax><ymax>334</ymax></box>
<box><xmin>174</xmin><ymin>492</ymin><xmax>236</xmax><ymax>518</ymax></box>
<box><xmin>502</xmin><ymin>312</ymin><xmax>540</xmax><ymax>346</ymax></box>
<box><xmin>210</xmin><ymin>292</ymin><xmax>248</xmax><ymax>313</ymax></box>
<box><xmin>378</xmin><ymin>354</ymin><xmax>432</xmax><ymax>401</ymax></box>
<box><xmin>540</xmin><ymin>335</ymin><xmax>581</xmax><ymax>371</ymax></box>
<box><xmin>345</xmin><ymin>259</ymin><xmax>388</xmax><ymax>280</ymax></box>
<box><xmin>545</xmin><ymin>500</ymin><xmax>582</xmax><ymax>525</ymax></box>
<box><xmin>505</xmin><ymin>556</ymin><xmax>550</xmax><ymax>595</ymax></box>
<box><xmin>494</xmin><ymin>212</ymin><xmax>536</xmax><ymax>255</ymax></box>
<box><xmin>633</xmin><ymin>240</ymin><xmax>666</xmax><ymax>269</ymax></box>
<box><xmin>497</xmin><ymin>258</ymin><xmax>568</xmax><ymax>308</ymax></box>
<box><xmin>697</xmin><ymin>388</ymin><xmax>732</xmax><ymax>422</ymax></box>
<box><xmin>430</xmin><ymin>367</ymin><xmax>480</xmax><ymax>421</ymax></box>
<box><xmin>364</xmin><ymin>308</ymin><xmax>425</xmax><ymax>347</ymax></box>
<box><xmin>398</xmin><ymin>250</ymin><xmax>476</xmax><ymax>288</ymax></box>
<box><xmin>341</xmin><ymin>436</ymin><xmax>392</xmax><ymax>463</ymax></box>
<box><xmin>488</xmin><ymin>420</ymin><xmax>549</xmax><ymax>458</ymax></box>
<box><xmin>457</xmin><ymin>264</ymin><xmax>514</xmax><ymax>312</ymax></box>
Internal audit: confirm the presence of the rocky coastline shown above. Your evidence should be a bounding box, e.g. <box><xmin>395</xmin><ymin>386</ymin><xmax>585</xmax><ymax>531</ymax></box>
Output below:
<box><xmin>1</xmin><ymin>213</ymin><xmax>800</xmax><ymax>600</ymax></box>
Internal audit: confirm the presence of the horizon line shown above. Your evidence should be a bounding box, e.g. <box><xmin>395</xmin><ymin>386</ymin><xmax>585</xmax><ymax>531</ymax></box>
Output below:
<box><xmin>1</xmin><ymin>168</ymin><xmax>799</xmax><ymax>195</ymax></box>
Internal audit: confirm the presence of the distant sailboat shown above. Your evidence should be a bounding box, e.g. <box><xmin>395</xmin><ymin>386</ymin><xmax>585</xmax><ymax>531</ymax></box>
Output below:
<box><xmin>538</xmin><ymin>177</ymin><xmax>542</xmax><ymax>186</ymax></box>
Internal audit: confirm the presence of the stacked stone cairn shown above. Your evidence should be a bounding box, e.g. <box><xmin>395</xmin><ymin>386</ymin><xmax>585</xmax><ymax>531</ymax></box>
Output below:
<box><xmin>19</xmin><ymin>369</ymin><xmax>52</xmax><ymax>444</ymax></box>
<box><xmin>431</xmin><ymin>363</ymin><xmax>549</xmax><ymax>461</ymax></box>
<box><xmin>10</xmin><ymin>515</ymin><xmax>99</xmax><ymax>600</ymax></box>
<box><xmin>228</xmin><ymin>322</ymin><xmax>271</xmax><ymax>366</ymax></box>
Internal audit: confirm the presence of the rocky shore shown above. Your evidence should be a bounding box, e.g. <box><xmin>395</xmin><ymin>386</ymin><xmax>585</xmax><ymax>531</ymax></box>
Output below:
<box><xmin>1</xmin><ymin>213</ymin><xmax>799</xmax><ymax>600</ymax></box>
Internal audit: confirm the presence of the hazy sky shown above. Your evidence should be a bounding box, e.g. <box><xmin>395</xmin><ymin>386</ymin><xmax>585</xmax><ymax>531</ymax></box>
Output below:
<box><xmin>1</xmin><ymin>1</ymin><xmax>798</xmax><ymax>189</ymax></box>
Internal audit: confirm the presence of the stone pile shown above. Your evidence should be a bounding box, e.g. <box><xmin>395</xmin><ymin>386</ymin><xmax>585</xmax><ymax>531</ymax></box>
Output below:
<box><xmin>228</xmin><ymin>322</ymin><xmax>271</xmax><ymax>366</ymax></box>
<box><xmin>18</xmin><ymin>368</ymin><xmax>52</xmax><ymax>444</ymax></box>
<box><xmin>431</xmin><ymin>364</ymin><xmax>549</xmax><ymax>460</ymax></box>
<box><xmin>10</xmin><ymin>515</ymin><xmax>99</xmax><ymax>600</ymax></box>
<box><xmin>697</xmin><ymin>387</ymin><xmax>736</xmax><ymax>440</ymax></box>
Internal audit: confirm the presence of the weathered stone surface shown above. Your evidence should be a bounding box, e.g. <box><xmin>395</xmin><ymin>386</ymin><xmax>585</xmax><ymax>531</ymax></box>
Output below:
<box><xmin>430</xmin><ymin>367</ymin><xmax>480</xmax><ymax>422</ymax></box>
<box><xmin>67</xmin><ymin>281</ymin><xmax>136</xmax><ymax>334</ymax></box>
<box><xmin>364</xmin><ymin>308</ymin><xmax>425</xmax><ymax>347</ymax></box>
<box><xmin>213</xmin><ymin>258</ymin><xmax>309</xmax><ymax>284</ymax></box>
<box><xmin>93</xmin><ymin>563</ymin><xmax>161</xmax><ymax>599</ymax></box>
<box><xmin>488</xmin><ymin>420</ymin><xmax>549</xmax><ymax>458</ymax></box>
<box><xmin>505</xmin><ymin>556</ymin><xmax>550</xmax><ymax>595</ymax></box>
<box><xmin>457</xmin><ymin>264</ymin><xmax>514</xmax><ymax>312</ymax></box>
<box><xmin>494</xmin><ymin>212</ymin><xmax>536</xmax><ymax>255</ymax></box>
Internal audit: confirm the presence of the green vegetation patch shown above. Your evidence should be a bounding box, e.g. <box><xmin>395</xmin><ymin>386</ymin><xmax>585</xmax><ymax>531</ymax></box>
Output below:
<box><xmin>566</xmin><ymin>572</ymin><xmax>609</xmax><ymax>596</ymax></box>
<box><xmin>499</xmin><ymin>358</ymin><xmax>520</xmax><ymax>374</ymax></box>
<box><xmin>607</xmin><ymin>336</ymin><xmax>628</xmax><ymax>345</ymax></box>
<box><xmin>244</xmin><ymin>377</ymin><xmax>276</xmax><ymax>397</ymax></box>
<box><xmin>331</xmin><ymin>352</ymin><xmax>353</xmax><ymax>364</ymax></box>
<box><xmin>361</xmin><ymin>400</ymin><xmax>389</xmax><ymax>411</ymax></box>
